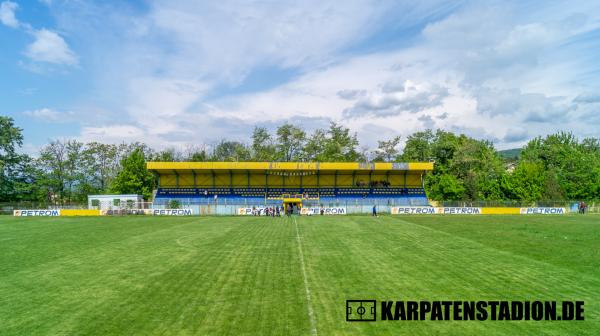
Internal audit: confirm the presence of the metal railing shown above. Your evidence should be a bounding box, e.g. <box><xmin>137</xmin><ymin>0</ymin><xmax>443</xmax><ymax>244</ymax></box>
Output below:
<box><xmin>3</xmin><ymin>200</ymin><xmax>599</xmax><ymax>215</ymax></box>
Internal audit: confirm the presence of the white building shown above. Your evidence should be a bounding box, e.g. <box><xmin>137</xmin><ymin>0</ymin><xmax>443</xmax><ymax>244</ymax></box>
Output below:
<box><xmin>88</xmin><ymin>194</ymin><xmax>145</xmax><ymax>210</ymax></box>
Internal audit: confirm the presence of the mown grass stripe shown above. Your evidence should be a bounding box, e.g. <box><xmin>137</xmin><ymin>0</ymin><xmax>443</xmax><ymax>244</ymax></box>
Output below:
<box><xmin>294</xmin><ymin>216</ymin><xmax>318</xmax><ymax>336</ymax></box>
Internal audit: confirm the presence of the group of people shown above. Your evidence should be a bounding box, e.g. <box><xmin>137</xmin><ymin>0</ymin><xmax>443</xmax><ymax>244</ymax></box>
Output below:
<box><xmin>251</xmin><ymin>206</ymin><xmax>283</xmax><ymax>217</ymax></box>
<box><xmin>355</xmin><ymin>180</ymin><xmax>391</xmax><ymax>188</ymax></box>
<box><xmin>250</xmin><ymin>203</ymin><xmax>302</xmax><ymax>216</ymax></box>
<box><xmin>578</xmin><ymin>201</ymin><xmax>588</xmax><ymax>214</ymax></box>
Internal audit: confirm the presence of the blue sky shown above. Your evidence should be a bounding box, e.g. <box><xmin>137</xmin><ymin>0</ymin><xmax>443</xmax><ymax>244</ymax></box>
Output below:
<box><xmin>1</xmin><ymin>0</ymin><xmax>599</xmax><ymax>153</ymax></box>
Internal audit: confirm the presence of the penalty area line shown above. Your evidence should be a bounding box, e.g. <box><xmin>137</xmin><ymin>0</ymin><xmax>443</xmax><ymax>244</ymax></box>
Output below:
<box><xmin>293</xmin><ymin>216</ymin><xmax>318</xmax><ymax>336</ymax></box>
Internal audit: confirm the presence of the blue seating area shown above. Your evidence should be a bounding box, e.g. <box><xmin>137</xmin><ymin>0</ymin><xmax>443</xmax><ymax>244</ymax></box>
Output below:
<box><xmin>154</xmin><ymin>187</ymin><xmax>427</xmax><ymax>205</ymax></box>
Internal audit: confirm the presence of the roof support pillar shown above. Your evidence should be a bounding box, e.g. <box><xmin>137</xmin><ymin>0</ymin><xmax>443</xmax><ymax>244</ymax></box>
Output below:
<box><xmin>317</xmin><ymin>170</ymin><xmax>320</xmax><ymax>188</ymax></box>
<box><xmin>334</xmin><ymin>171</ymin><xmax>338</xmax><ymax>189</ymax></box>
<box><xmin>173</xmin><ymin>170</ymin><xmax>179</xmax><ymax>188</ymax></box>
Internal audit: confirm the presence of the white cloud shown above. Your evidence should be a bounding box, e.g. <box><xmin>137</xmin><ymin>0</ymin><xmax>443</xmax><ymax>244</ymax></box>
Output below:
<box><xmin>25</xmin><ymin>28</ymin><xmax>78</xmax><ymax>66</ymax></box>
<box><xmin>124</xmin><ymin>77</ymin><xmax>208</xmax><ymax>138</ymax></box>
<box><xmin>503</xmin><ymin>128</ymin><xmax>529</xmax><ymax>143</ymax></box>
<box><xmin>23</xmin><ymin>108</ymin><xmax>74</xmax><ymax>122</ymax></box>
<box><xmin>0</xmin><ymin>1</ymin><xmax>77</xmax><ymax>68</ymax></box>
<box><xmin>143</xmin><ymin>0</ymin><xmax>395</xmax><ymax>83</ymax></box>
<box><xmin>79</xmin><ymin>125</ymin><xmax>146</xmax><ymax>143</ymax></box>
<box><xmin>343</xmin><ymin>82</ymin><xmax>449</xmax><ymax>118</ymax></box>
<box><xmin>0</xmin><ymin>1</ymin><xmax>18</xmax><ymax>28</ymax></box>
<box><xmin>36</xmin><ymin>0</ymin><xmax>600</xmax><ymax>148</ymax></box>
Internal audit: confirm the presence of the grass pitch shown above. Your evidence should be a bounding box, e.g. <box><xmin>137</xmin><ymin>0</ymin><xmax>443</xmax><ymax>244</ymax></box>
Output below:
<box><xmin>0</xmin><ymin>215</ymin><xmax>599</xmax><ymax>335</ymax></box>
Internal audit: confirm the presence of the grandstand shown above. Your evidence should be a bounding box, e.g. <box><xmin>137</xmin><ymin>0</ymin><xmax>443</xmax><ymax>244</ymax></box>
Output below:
<box><xmin>147</xmin><ymin>162</ymin><xmax>433</xmax><ymax>208</ymax></box>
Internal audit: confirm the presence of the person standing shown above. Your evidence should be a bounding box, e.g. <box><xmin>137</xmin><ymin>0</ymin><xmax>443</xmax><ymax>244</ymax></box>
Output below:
<box><xmin>372</xmin><ymin>204</ymin><xmax>377</xmax><ymax>217</ymax></box>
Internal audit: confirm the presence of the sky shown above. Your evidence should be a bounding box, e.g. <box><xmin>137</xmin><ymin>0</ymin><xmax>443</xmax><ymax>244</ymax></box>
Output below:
<box><xmin>1</xmin><ymin>0</ymin><xmax>599</xmax><ymax>154</ymax></box>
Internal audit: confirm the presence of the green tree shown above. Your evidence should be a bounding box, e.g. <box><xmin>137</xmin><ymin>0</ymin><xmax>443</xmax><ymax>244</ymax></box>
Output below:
<box><xmin>64</xmin><ymin>140</ymin><xmax>85</xmax><ymax>202</ymax></box>
<box><xmin>77</xmin><ymin>142</ymin><xmax>123</xmax><ymax>198</ymax></box>
<box><xmin>399</xmin><ymin>130</ymin><xmax>434</xmax><ymax>162</ymax></box>
<box><xmin>81</xmin><ymin>142</ymin><xmax>120</xmax><ymax>192</ymax></box>
<box><xmin>276</xmin><ymin>123</ymin><xmax>306</xmax><ymax>161</ymax></box>
<box><xmin>373</xmin><ymin>136</ymin><xmax>401</xmax><ymax>162</ymax></box>
<box><xmin>251</xmin><ymin>127</ymin><xmax>276</xmax><ymax>161</ymax></box>
<box><xmin>10</xmin><ymin>158</ymin><xmax>43</xmax><ymax>201</ymax></box>
<box><xmin>400</xmin><ymin>129</ymin><xmax>507</xmax><ymax>201</ymax></box>
<box><xmin>505</xmin><ymin>162</ymin><xmax>546</xmax><ymax>201</ymax></box>
<box><xmin>303</xmin><ymin>129</ymin><xmax>327</xmax><ymax>161</ymax></box>
<box><xmin>110</xmin><ymin>148</ymin><xmax>155</xmax><ymax>199</ymax></box>
<box><xmin>428</xmin><ymin>173</ymin><xmax>466</xmax><ymax>200</ymax></box>
<box><xmin>212</xmin><ymin>140</ymin><xmax>251</xmax><ymax>162</ymax></box>
<box><xmin>152</xmin><ymin>148</ymin><xmax>182</xmax><ymax>162</ymax></box>
<box><xmin>0</xmin><ymin>116</ymin><xmax>28</xmax><ymax>201</ymax></box>
<box><xmin>37</xmin><ymin>140</ymin><xmax>68</xmax><ymax>203</ymax></box>
<box><xmin>320</xmin><ymin>122</ymin><xmax>362</xmax><ymax>162</ymax></box>
<box><xmin>188</xmin><ymin>150</ymin><xmax>208</xmax><ymax>162</ymax></box>
<box><xmin>36</xmin><ymin>140</ymin><xmax>92</xmax><ymax>203</ymax></box>
<box><xmin>302</xmin><ymin>123</ymin><xmax>362</xmax><ymax>162</ymax></box>
<box><xmin>451</xmin><ymin>138</ymin><xmax>506</xmax><ymax>200</ymax></box>
<box><xmin>518</xmin><ymin>132</ymin><xmax>599</xmax><ymax>199</ymax></box>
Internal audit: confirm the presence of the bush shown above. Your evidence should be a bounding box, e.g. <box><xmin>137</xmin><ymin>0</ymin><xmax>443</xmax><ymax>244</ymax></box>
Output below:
<box><xmin>169</xmin><ymin>200</ymin><xmax>181</xmax><ymax>209</ymax></box>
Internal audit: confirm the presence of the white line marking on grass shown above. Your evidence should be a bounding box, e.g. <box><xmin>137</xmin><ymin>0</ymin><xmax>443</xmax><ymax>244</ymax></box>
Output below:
<box><xmin>294</xmin><ymin>216</ymin><xmax>318</xmax><ymax>336</ymax></box>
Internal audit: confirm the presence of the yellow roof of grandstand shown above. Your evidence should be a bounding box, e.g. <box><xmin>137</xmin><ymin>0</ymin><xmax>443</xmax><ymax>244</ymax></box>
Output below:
<box><xmin>147</xmin><ymin>162</ymin><xmax>433</xmax><ymax>173</ymax></box>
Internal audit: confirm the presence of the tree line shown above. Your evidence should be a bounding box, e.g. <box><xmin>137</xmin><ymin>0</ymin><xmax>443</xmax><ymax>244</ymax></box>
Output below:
<box><xmin>1</xmin><ymin>116</ymin><xmax>598</xmax><ymax>203</ymax></box>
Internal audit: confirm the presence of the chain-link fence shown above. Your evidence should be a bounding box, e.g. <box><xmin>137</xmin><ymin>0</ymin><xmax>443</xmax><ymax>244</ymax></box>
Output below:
<box><xmin>3</xmin><ymin>199</ymin><xmax>599</xmax><ymax>215</ymax></box>
<box><xmin>0</xmin><ymin>201</ymin><xmax>152</xmax><ymax>215</ymax></box>
<box><xmin>0</xmin><ymin>202</ymin><xmax>88</xmax><ymax>215</ymax></box>
<box><xmin>436</xmin><ymin>200</ymin><xmax>600</xmax><ymax>213</ymax></box>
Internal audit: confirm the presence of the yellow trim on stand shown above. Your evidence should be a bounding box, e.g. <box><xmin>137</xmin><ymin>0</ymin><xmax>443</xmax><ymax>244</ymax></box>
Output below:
<box><xmin>147</xmin><ymin>161</ymin><xmax>434</xmax><ymax>172</ymax></box>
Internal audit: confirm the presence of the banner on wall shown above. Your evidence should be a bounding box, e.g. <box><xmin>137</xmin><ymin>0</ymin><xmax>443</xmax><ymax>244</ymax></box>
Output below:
<box><xmin>391</xmin><ymin>207</ymin><xmax>483</xmax><ymax>215</ymax></box>
<box><xmin>151</xmin><ymin>209</ymin><xmax>193</xmax><ymax>216</ymax></box>
<box><xmin>391</xmin><ymin>206</ymin><xmax>567</xmax><ymax>215</ymax></box>
<box><xmin>99</xmin><ymin>209</ymin><xmax>193</xmax><ymax>216</ymax></box>
<box><xmin>13</xmin><ymin>209</ymin><xmax>60</xmax><ymax>216</ymax></box>
<box><xmin>237</xmin><ymin>207</ymin><xmax>347</xmax><ymax>215</ymax></box>
<box><xmin>391</xmin><ymin>206</ymin><xmax>437</xmax><ymax>215</ymax></box>
<box><xmin>520</xmin><ymin>207</ymin><xmax>566</xmax><ymax>215</ymax></box>
<box><xmin>301</xmin><ymin>207</ymin><xmax>347</xmax><ymax>215</ymax></box>
<box><xmin>440</xmin><ymin>207</ymin><xmax>482</xmax><ymax>214</ymax></box>
<box><xmin>237</xmin><ymin>207</ymin><xmax>269</xmax><ymax>215</ymax></box>
<box><xmin>100</xmin><ymin>209</ymin><xmax>152</xmax><ymax>216</ymax></box>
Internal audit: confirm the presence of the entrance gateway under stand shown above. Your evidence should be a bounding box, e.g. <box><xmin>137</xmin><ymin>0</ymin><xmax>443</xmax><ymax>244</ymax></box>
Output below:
<box><xmin>274</xmin><ymin>193</ymin><xmax>319</xmax><ymax>214</ymax></box>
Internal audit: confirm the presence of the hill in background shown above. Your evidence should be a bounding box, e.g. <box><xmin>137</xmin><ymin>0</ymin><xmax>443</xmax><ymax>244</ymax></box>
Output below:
<box><xmin>497</xmin><ymin>148</ymin><xmax>522</xmax><ymax>160</ymax></box>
